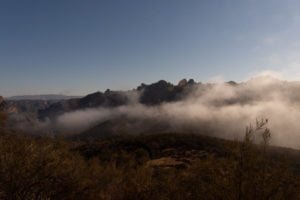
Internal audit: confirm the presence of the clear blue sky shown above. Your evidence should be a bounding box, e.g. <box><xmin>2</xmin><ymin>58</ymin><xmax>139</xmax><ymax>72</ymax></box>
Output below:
<box><xmin>1</xmin><ymin>0</ymin><xmax>300</xmax><ymax>97</ymax></box>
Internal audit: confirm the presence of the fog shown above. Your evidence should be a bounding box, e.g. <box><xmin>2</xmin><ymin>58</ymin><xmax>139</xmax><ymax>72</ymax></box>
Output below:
<box><xmin>51</xmin><ymin>76</ymin><xmax>300</xmax><ymax>149</ymax></box>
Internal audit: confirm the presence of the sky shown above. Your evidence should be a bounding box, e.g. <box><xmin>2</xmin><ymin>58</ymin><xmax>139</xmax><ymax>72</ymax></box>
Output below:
<box><xmin>1</xmin><ymin>0</ymin><xmax>300</xmax><ymax>97</ymax></box>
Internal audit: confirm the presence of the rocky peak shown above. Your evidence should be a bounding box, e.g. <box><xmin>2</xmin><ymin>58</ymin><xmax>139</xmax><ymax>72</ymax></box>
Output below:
<box><xmin>137</xmin><ymin>83</ymin><xmax>147</xmax><ymax>91</ymax></box>
<box><xmin>188</xmin><ymin>79</ymin><xmax>195</xmax><ymax>84</ymax></box>
<box><xmin>139</xmin><ymin>80</ymin><xmax>176</xmax><ymax>105</ymax></box>
<box><xmin>178</xmin><ymin>79</ymin><xmax>188</xmax><ymax>87</ymax></box>
<box><xmin>177</xmin><ymin>79</ymin><xmax>196</xmax><ymax>88</ymax></box>
<box><xmin>226</xmin><ymin>81</ymin><xmax>237</xmax><ymax>86</ymax></box>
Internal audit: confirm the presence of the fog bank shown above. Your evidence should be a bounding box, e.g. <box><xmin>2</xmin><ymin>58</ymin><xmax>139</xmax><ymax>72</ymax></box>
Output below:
<box><xmin>54</xmin><ymin>76</ymin><xmax>300</xmax><ymax>149</ymax></box>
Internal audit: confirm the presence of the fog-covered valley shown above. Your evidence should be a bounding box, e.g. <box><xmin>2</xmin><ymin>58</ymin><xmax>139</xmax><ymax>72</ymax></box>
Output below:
<box><xmin>3</xmin><ymin>76</ymin><xmax>300</xmax><ymax>149</ymax></box>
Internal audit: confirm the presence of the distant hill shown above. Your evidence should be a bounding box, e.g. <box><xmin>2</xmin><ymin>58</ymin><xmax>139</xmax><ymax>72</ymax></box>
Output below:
<box><xmin>1</xmin><ymin>95</ymin><xmax>81</xmax><ymax>125</ymax></box>
<box><xmin>7</xmin><ymin>95</ymin><xmax>81</xmax><ymax>101</ymax></box>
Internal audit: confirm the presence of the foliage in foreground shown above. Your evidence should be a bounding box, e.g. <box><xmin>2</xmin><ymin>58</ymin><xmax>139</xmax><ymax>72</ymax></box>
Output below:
<box><xmin>0</xmin><ymin>116</ymin><xmax>299</xmax><ymax>199</ymax></box>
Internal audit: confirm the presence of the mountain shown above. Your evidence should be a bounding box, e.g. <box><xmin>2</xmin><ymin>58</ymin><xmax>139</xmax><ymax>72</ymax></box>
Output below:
<box><xmin>138</xmin><ymin>79</ymin><xmax>196</xmax><ymax>105</ymax></box>
<box><xmin>2</xmin><ymin>78</ymin><xmax>229</xmax><ymax>130</ymax></box>
<box><xmin>7</xmin><ymin>94</ymin><xmax>81</xmax><ymax>101</ymax></box>
<box><xmin>38</xmin><ymin>90</ymin><xmax>132</xmax><ymax>120</ymax></box>
<box><xmin>4</xmin><ymin>78</ymin><xmax>300</xmax><ymax>150</ymax></box>
<box><xmin>2</xmin><ymin>100</ymin><xmax>61</xmax><ymax>131</ymax></box>
<box><xmin>0</xmin><ymin>96</ymin><xmax>69</xmax><ymax>130</ymax></box>
<box><xmin>38</xmin><ymin>79</ymin><xmax>197</xmax><ymax>120</ymax></box>
<box><xmin>5</xmin><ymin>100</ymin><xmax>54</xmax><ymax>115</ymax></box>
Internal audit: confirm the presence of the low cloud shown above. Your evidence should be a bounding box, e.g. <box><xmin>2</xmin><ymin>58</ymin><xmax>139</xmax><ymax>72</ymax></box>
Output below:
<box><xmin>53</xmin><ymin>76</ymin><xmax>300</xmax><ymax>149</ymax></box>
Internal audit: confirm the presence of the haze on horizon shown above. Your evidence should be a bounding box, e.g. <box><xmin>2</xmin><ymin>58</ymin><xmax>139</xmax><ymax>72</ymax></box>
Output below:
<box><xmin>1</xmin><ymin>0</ymin><xmax>300</xmax><ymax>96</ymax></box>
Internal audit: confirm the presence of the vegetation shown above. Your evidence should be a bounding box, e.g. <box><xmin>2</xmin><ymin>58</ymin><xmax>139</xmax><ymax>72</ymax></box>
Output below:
<box><xmin>0</xmin><ymin>114</ymin><xmax>299</xmax><ymax>199</ymax></box>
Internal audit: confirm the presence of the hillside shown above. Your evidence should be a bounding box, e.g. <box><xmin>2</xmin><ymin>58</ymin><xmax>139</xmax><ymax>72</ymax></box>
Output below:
<box><xmin>0</xmin><ymin>125</ymin><xmax>299</xmax><ymax>199</ymax></box>
<box><xmin>1</xmin><ymin>84</ymin><xmax>300</xmax><ymax>199</ymax></box>
<box><xmin>73</xmin><ymin>132</ymin><xmax>300</xmax><ymax>172</ymax></box>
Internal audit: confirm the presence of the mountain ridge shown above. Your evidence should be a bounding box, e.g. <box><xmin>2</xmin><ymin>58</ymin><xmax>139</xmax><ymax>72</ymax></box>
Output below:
<box><xmin>7</xmin><ymin>94</ymin><xmax>82</xmax><ymax>101</ymax></box>
<box><xmin>38</xmin><ymin>79</ymin><xmax>200</xmax><ymax>120</ymax></box>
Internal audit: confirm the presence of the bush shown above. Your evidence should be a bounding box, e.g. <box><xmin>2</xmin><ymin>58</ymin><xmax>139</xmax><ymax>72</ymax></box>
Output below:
<box><xmin>0</xmin><ymin>118</ymin><xmax>298</xmax><ymax>199</ymax></box>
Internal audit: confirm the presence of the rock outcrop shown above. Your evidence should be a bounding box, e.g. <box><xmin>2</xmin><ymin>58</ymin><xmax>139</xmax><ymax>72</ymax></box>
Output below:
<box><xmin>139</xmin><ymin>79</ymin><xmax>197</xmax><ymax>105</ymax></box>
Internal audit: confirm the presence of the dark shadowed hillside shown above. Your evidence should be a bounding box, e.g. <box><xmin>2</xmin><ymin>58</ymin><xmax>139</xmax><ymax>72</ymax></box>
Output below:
<box><xmin>75</xmin><ymin>117</ymin><xmax>173</xmax><ymax>139</ymax></box>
